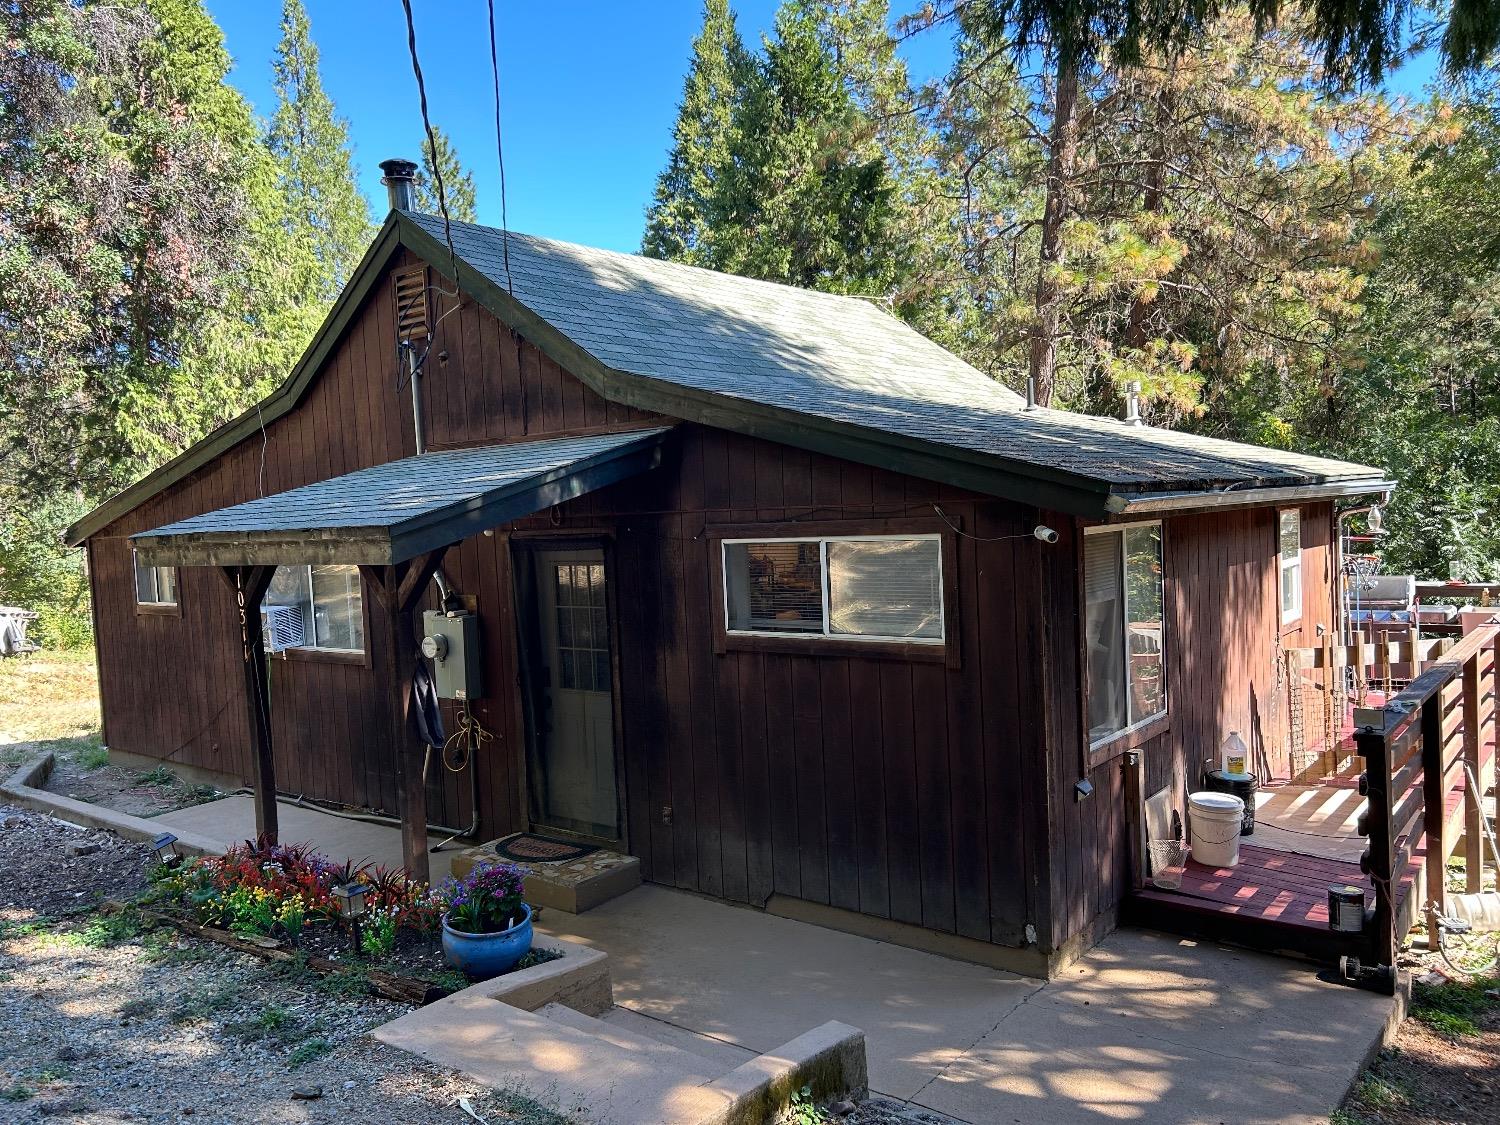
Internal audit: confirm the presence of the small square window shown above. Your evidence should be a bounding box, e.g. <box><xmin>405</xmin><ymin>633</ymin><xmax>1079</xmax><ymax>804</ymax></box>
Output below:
<box><xmin>133</xmin><ymin>552</ymin><xmax>178</xmax><ymax>607</ymax></box>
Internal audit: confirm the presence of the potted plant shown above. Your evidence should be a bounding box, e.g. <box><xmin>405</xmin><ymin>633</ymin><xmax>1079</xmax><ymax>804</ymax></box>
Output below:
<box><xmin>437</xmin><ymin>862</ymin><xmax>532</xmax><ymax>978</ymax></box>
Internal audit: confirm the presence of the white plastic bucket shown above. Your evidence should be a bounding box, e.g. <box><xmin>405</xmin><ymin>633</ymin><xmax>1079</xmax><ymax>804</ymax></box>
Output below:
<box><xmin>1188</xmin><ymin>791</ymin><xmax>1246</xmax><ymax>868</ymax></box>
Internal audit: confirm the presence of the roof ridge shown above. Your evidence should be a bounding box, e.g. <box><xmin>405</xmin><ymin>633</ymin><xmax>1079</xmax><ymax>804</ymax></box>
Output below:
<box><xmin>403</xmin><ymin>210</ymin><xmax>909</xmax><ymax>313</ymax></box>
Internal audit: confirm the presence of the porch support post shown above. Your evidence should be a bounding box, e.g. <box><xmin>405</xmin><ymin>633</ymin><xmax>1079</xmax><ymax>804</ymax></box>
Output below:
<box><xmin>362</xmin><ymin>548</ymin><xmax>448</xmax><ymax>883</ymax></box>
<box><xmin>222</xmin><ymin>565</ymin><xmax>277</xmax><ymax>844</ymax></box>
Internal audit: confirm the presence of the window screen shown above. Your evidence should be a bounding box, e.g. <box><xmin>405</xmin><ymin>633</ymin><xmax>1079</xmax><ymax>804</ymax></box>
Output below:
<box><xmin>723</xmin><ymin>536</ymin><xmax>943</xmax><ymax>643</ymax></box>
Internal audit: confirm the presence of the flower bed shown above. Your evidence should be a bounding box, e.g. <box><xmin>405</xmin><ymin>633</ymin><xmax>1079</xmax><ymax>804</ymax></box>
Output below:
<box><xmin>145</xmin><ymin>842</ymin><xmax>557</xmax><ymax>995</ymax></box>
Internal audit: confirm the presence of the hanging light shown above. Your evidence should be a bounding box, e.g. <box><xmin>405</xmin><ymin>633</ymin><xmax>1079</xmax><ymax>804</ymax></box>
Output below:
<box><xmin>151</xmin><ymin>832</ymin><xmax>181</xmax><ymax>868</ymax></box>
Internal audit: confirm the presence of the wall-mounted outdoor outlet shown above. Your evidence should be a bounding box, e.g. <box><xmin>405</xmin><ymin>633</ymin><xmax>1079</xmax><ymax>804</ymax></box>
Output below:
<box><xmin>661</xmin><ymin>805</ymin><xmax>673</xmax><ymax>826</ymax></box>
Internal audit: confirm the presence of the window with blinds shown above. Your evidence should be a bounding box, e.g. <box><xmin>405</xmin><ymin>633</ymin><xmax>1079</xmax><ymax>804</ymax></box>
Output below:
<box><xmin>723</xmin><ymin>536</ymin><xmax>944</xmax><ymax>644</ymax></box>
<box><xmin>1084</xmin><ymin>523</ymin><xmax>1165</xmax><ymax>744</ymax></box>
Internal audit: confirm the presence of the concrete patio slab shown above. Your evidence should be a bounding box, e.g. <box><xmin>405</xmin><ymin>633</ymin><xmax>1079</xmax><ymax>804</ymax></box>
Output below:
<box><xmin>538</xmin><ymin>884</ymin><xmax>1045</xmax><ymax>1101</ymax></box>
<box><xmin>153</xmin><ymin>794</ymin><xmax>461</xmax><ymax>879</ymax></box>
<box><xmin>540</xmin><ymin>886</ymin><xmax>1397</xmax><ymax>1123</ymax></box>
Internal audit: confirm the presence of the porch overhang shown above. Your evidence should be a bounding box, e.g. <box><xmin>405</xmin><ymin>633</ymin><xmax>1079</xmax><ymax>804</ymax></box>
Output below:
<box><xmin>132</xmin><ymin>427</ymin><xmax>671</xmax><ymax>567</ymax></box>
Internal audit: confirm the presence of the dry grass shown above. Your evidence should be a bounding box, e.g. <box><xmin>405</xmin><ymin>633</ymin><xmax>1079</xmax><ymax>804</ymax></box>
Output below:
<box><xmin>0</xmin><ymin>649</ymin><xmax>101</xmax><ymax>768</ymax></box>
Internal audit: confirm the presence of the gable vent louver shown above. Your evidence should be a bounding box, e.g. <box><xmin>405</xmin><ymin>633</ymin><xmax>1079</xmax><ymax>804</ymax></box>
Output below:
<box><xmin>393</xmin><ymin>265</ymin><xmax>430</xmax><ymax>342</ymax></box>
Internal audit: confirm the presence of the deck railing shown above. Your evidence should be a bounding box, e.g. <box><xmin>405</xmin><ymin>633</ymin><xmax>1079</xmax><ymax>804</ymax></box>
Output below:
<box><xmin>1353</xmin><ymin>620</ymin><xmax>1499</xmax><ymax>987</ymax></box>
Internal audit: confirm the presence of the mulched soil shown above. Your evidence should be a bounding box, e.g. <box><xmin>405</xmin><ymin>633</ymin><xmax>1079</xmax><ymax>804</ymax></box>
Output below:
<box><xmin>0</xmin><ymin>804</ymin><xmax>577</xmax><ymax>1125</ymax></box>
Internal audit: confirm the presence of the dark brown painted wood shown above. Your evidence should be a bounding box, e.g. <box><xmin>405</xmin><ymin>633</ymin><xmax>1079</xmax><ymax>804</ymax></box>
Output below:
<box><xmin>83</xmin><ymin>244</ymin><xmax>1342</xmax><ymax>964</ymax></box>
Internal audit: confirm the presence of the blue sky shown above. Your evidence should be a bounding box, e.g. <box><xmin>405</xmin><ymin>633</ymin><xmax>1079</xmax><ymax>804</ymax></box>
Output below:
<box><xmin>205</xmin><ymin>1</ymin><xmax>1439</xmax><ymax>255</ymax></box>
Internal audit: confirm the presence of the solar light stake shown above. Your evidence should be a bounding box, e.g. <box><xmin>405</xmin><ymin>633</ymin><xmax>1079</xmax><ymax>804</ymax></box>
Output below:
<box><xmin>151</xmin><ymin>832</ymin><xmax>181</xmax><ymax>868</ymax></box>
<box><xmin>332</xmin><ymin>882</ymin><xmax>369</xmax><ymax>958</ymax></box>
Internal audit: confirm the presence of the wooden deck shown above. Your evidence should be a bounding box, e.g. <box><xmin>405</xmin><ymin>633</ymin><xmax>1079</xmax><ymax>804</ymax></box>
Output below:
<box><xmin>1124</xmin><ymin>843</ymin><xmax>1417</xmax><ymax>964</ymax></box>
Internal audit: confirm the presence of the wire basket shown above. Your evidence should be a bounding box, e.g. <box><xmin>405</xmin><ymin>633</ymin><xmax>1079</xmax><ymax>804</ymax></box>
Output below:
<box><xmin>1148</xmin><ymin>839</ymin><xmax>1188</xmax><ymax>890</ymax></box>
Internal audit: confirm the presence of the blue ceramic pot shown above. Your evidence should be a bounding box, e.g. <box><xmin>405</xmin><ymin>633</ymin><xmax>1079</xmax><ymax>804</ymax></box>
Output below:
<box><xmin>441</xmin><ymin>904</ymin><xmax>534</xmax><ymax>979</ymax></box>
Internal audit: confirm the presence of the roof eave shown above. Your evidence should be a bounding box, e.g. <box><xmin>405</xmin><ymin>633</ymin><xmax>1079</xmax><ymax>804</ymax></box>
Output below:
<box><xmin>1105</xmin><ymin>476</ymin><xmax>1395</xmax><ymax>517</ymax></box>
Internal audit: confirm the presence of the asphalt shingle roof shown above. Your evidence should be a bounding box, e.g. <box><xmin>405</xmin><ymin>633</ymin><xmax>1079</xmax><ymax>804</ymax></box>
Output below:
<box><xmin>132</xmin><ymin>429</ymin><xmax>669</xmax><ymax>563</ymax></box>
<box><xmin>411</xmin><ymin>213</ymin><xmax>1383</xmax><ymax>493</ymax></box>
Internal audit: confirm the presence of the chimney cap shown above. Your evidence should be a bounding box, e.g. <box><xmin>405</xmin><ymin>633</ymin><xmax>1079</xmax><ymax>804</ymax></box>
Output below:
<box><xmin>379</xmin><ymin>157</ymin><xmax>419</xmax><ymax>179</ymax></box>
<box><xmin>380</xmin><ymin>158</ymin><xmax>418</xmax><ymax>212</ymax></box>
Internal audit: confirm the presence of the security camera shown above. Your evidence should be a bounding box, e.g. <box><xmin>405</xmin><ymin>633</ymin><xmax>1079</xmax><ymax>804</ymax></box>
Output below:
<box><xmin>1033</xmin><ymin>525</ymin><xmax>1059</xmax><ymax>544</ymax></box>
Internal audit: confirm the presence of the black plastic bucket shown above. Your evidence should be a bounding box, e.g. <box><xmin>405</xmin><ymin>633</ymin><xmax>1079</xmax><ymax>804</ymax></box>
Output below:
<box><xmin>1202</xmin><ymin>769</ymin><xmax>1257</xmax><ymax>835</ymax></box>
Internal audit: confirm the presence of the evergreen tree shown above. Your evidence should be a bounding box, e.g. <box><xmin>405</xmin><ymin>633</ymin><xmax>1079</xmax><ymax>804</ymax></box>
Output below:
<box><xmin>414</xmin><ymin>126</ymin><xmax>478</xmax><ymax>222</ymax></box>
<box><xmin>642</xmin><ymin>0</ymin><xmax>750</xmax><ymax>263</ymax></box>
<box><xmin>707</xmin><ymin>0</ymin><xmax>899</xmax><ymax>292</ymax></box>
<box><xmin>267</xmin><ymin>0</ymin><xmax>371</xmax><ymax>299</ymax></box>
<box><xmin>0</xmin><ymin>0</ymin><xmax>271</xmax><ymax>642</ymax></box>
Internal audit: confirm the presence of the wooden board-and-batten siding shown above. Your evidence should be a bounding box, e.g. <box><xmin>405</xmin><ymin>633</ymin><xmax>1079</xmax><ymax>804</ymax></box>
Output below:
<box><xmin>85</xmin><ymin>247</ymin><xmax>1338</xmax><ymax>959</ymax></box>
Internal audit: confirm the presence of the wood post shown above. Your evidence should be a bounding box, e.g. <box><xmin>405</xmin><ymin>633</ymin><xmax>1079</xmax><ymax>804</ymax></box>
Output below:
<box><xmin>1463</xmin><ymin>653</ymin><xmax>1482</xmax><ymax>894</ymax></box>
<box><xmin>1420</xmin><ymin>697</ymin><xmax>1444</xmax><ymax>950</ymax></box>
<box><xmin>223</xmin><ymin>566</ymin><xmax>277</xmax><ymax>844</ymax></box>
<box><xmin>361</xmin><ymin>549</ymin><xmax>448</xmax><ymax>883</ymax></box>
<box><xmin>1355</xmin><ymin>716</ymin><xmax>1396</xmax><ymax>982</ymax></box>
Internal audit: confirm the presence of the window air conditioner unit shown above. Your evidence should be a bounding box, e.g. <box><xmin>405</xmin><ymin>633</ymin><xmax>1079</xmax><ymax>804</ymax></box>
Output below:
<box><xmin>261</xmin><ymin>603</ymin><xmax>305</xmax><ymax>653</ymax></box>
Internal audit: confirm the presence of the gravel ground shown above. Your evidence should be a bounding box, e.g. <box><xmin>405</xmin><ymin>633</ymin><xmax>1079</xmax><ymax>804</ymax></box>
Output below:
<box><xmin>0</xmin><ymin>805</ymin><xmax>578</xmax><ymax>1125</ymax></box>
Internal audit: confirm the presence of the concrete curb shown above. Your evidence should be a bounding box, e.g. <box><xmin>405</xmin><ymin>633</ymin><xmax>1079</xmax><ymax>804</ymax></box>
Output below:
<box><xmin>1</xmin><ymin>752</ymin><xmax>223</xmax><ymax>857</ymax></box>
<box><xmin>698</xmin><ymin>1020</ymin><xmax>868</xmax><ymax>1125</ymax></box>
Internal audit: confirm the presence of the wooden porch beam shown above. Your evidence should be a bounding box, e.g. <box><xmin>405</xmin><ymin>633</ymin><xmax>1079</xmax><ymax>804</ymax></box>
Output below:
<box><xmin>367</xmin><ymin>548</ymin><xmax>449</xmax><ymax>882</ymax></box>
<box><xmin>224</xmin><ymin>565</ymin><xmax>277</xmax><ymax>844</ymax></box>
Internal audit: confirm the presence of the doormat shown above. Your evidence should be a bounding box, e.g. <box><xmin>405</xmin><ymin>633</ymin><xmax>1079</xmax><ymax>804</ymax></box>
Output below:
<box><xmin>492</xmin><ymin>833</ymin><xmax>600</xmax><ymax>863</ymax></box>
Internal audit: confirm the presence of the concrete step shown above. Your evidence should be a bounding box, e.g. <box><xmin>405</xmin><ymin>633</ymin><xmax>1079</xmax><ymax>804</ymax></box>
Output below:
<box><xmin>373</xmin><ymin>991</ymin><xmax>738</xmax><ymax>1123</ymax></box>
<box><xmin>538</xmin><ymin>1001</ymin><xmax>723</xmax><ymax>1074</ymax></box>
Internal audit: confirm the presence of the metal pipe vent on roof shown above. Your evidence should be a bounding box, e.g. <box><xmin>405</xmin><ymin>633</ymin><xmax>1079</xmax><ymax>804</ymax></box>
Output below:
<box><xmin>1123</xmin><ymin>381</ymin><xmax>1144</xmax><ymax>426</ymax></box>
<box><xmin>380</xmin><ymin>157</ymin><xmax>419</xmax><ymax>212</ymax></box>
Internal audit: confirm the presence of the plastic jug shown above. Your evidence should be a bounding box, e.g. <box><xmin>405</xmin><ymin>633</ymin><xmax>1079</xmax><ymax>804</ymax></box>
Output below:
<box><xmin>1220</xmin><ymin>731</ymin><xmax>1249</xmax><ymax>779</ymax></box>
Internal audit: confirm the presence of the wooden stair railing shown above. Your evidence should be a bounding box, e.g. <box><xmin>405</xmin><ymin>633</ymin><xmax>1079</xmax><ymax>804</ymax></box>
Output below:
<box><xmin>1352</xmin><ymin>620</ymin><xmax>1499</xmax><ymax>991</ymax></box>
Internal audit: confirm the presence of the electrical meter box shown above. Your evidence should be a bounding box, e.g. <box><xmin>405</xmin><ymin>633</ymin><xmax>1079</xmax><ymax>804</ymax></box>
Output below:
<box><xmin>421</xmin><ymin>610</ymin><xmax>482</xmax><ymax>700</ymax></box>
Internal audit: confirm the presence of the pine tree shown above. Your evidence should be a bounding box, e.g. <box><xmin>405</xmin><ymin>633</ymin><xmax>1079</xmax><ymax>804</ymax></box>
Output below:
<box><xmin>642</xmin><ymin>0</ymin><xmax>750</xmax><ymax>263</ymax></box>
<box><xmin>267</xmin><ymin>0</ymin><xmax>371</xmax><ymax>299</ymax></box>
<box><xmin>414</xmin><ymin>126</ymin><xmax>478</xmax><ymax>222</ymax></box>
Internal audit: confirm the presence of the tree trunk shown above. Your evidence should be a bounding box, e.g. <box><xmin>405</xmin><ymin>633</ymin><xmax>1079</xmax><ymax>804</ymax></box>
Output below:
<box><xmin>1029</xmin><ymin>54</ymin><xmax>1080</xmax><ymax>407</ymax></box>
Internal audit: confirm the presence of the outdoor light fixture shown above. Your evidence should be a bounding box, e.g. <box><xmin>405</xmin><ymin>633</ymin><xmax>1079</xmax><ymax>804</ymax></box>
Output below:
<box><xmin>332</xmin><ymin>882</ymin><xmax>369</xmax><ymax>957</ymax></box>
<box><xmin>151</xmin><ymin>832</ymin><xmax>181</xmax><ymax>868</ymax></box>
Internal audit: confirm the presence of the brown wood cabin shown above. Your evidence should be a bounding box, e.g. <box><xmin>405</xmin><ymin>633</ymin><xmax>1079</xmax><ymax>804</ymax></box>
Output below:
<box><xmin>67</xmin><ymin>163</ymin><xmax>1390</xmax><ymax>978</ymax></box>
